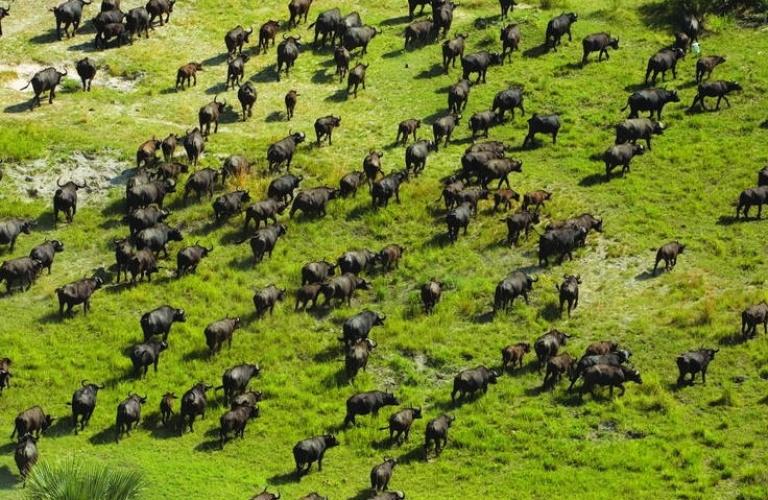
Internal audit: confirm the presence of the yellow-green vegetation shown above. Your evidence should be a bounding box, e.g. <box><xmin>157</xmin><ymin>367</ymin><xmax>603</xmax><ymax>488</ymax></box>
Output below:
<box><xmin>0</xmin><ymin>0</ymin><xmax>767</xmax><ymax>498</ymax></box>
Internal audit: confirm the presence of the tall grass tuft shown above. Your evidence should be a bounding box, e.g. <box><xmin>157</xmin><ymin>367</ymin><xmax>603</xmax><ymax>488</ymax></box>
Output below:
<box><xmin>26</xmin><ymin>458</ymin><xmax>144</xmax><ymax>500</ymax></box>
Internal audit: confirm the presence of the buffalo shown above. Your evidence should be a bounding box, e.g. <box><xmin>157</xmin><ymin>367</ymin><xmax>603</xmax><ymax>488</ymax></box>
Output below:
<box><xmin>556</xmin><ymin>274</ymin><xmax>581</xmax><ymax>316</ymax></box>
<box><xmin>213</xmin><ymin>190</ymin><xmax>251</xmax><ymax>222</ymax></box>
<box><xmin>176</xmin><ymin>62</ymin><xmax>203</xmax><ymax>90</ymax></box>
<box><xmin>543</xmin><ymin>354</ymin><xmax>576</xmax><ymax>389</ymax></box>
<box><xmin>253</xmin><ymin>285</ymin><xmax>285</xmax><ymax>317</ymax></box>
<box><xmin>494</xmin><ymin>271</ymin><xmax>537</xmax><ymax>311</ymax></box>
<box><xmin>501</xmin><ymin>342</ymin><xmax>530</xmax><ymax>371</ymax></box>
<box><xmin>68</xmin><ymin>380</ymin><xmax>103</xmax><ymax>432</ymax></box>
<box><xmin>295</xmin><ymin>283</ymin><xmax>324</xmax><ymax>310</ymax></box>
<box><xmin>447</xmin><ymin>79</ymin><xmax>470</xmax><ymax>114</ymax></box>
<box><xmin>538</xmin><ymin>227</ymin><xmax>587</xmax><ymax>266</ymax></box>
<box><xmin>344</xmin><ymin>391</ymin><xmax>399</xmax><ymax>427</ymax></box>
<box><xmin>146</xmin><ymin>0</ymin><xmax>174</xmax><ymax>27</ymax></box>
<box><xmin>301</xmin><ymin>260</ymin><xmax>336</xmax><ymax>285</ymax></box>
<box><xmin>534</xmin><ymin>329</ymin><xmax>571</xmax><ymax>370</ymax></box>
<box><xmin>205</xmin><ymin>318</ymin><xmax>240</xmax><ymax>354</ymax></box>
<box><xmin>290</xmin><ymin>187</ymin><xmax>339</xmax><ymax>218</ymax></box>
<box><xmin>314</xmin><ymin>116</ymin><xmax>342</xmax><ymax>146</ymax></box>
<box><xmin>493</xmin><ymin>189</ymin><xmax>520</xmax><ymax>212</ymax></box>
<box><xmin>0</xmin><ymin>358</ymin><xmax>10</xmax><ymax>393</ymax></box>
<box><xmin>0</xmin><ymin>219</ymin><xmax>32</xmax><ymax>251</ymax></box>
<box><xmin>14</xmin><ymin>434</ymin><xmax>37</xmax><ymax>482</ymax></box>
<box><xmin>221</xmin><ymin>155</ymin><xmax>251</xmax><ymax>185</ymax></box>
<box><xmin>308</xmin><ymin>8</ymin><xmax>340</xmax><ymax>47</ymax></box>
<box><xmin>653</xmin><ymin>241</ymin><xmax>685</xmax><ymax>275</ymax></box>
<box><xmin>127</xmin><ymin>179</ymin><xmax>175</xmax><ymax>212</ymax></box>
<box><xmin>567</xmin><ymin>350</ymin><xmax>632</xmax><ymax>391</ymax></box>
<box><xmin>56</xmin><ymin>275</ymin><xmax>103</xmax><ymax>317</ymax></box>
<box><xmin>334</xmin><ymin>46</ymin><xmax>351</xmax><ymax>82</ymax></box>
<box><xmin>53</xmin><ymin>178</ymin><xmax>86</xmax><ymax>225</ymax></box>
<box><xmin>372</xmin><ymin>169</ymin><xmax>409</xmax><ymax>207</ymax></box>
<box><xmin>581</xmin><ymin>32</ymin><xmax>618</xmax><ymax>65</ymax></box>
<box><xmin>340</xmin><ymin>309</ymin><xmax>385</xmax><ymax>346</ymax></box>
<box><xmin>645</xmin><ymin>48</ymin><xmax>685</xmax><ymax>85</ymax></box>
<box><xmin>501</xmin><ymin>210</ymin><xmax>539</xmax><ymax>246</ymax></box>
<box><xmin>244</xmin><ymin>199</ymin><xmax>287</xmax><ymax>230</ymax></box>
<box><xmin>135</xmin><ymin>223</ymin><xmax>183</xmax><ymax>257</ymax></box>
<box><xmin>184</xmin><ymin>168</ymin><xmax>219</xmax><ymax>203</ymax></box>
<box><xmin>421</xmin><ymin>279</ymin><xmax>442</xmax><ymax>313</ymax></box>
<box><xmin>0</xmin><ymin>4</ymin><xmax>7</xmax><ymax>37</ymax></box>
<box><xmin>500</xmin><ymin>24</ymin><xmax>521</xmax><ymax>63</ymax></box>
<box><xmin>380</xmin><ymin>407</ymin><xmax>422</xmax><ymax>443</ymax></box>
<box><xmin>217</xmin><ymin>363</ymin><xmax>260</xmax><ymax>405</ymax></box>
<box><xmin>396</xmin><ymin>118</ymin><xmax>421</xmax><ymax>145</ymax></box>
<box><xmin>126</xmin><ymin>6</ymin><xmax>149</xmax><ymax>40</ymax></box>
<box><xmin>371</xmin><ymin>458</ymin><xmax>397</xmax><ymax>492</ymax></box>
<box><xmin>461</xmin><ymin>51</ymin><xmax>502</xmax><ymax>83</ymax></box>
<box><xmin>696</xmin><ymin>55</ymin><xmax>725</xmax><ymax>84</ymax></box>
<box><xmin>677</xmin><ymin>348</ymin><xmax>718</xmax><ymax>386</ymax></box>
<box><xmin>342</xmin><ymin>25</ymin><xmax>377</xmax><ymax>55</ymax></box>
<box><xmin>451</xmin><ymin>366</ymin><xmax>499</xmax><ymax>403</ymax></box>
<box><xmin>293</xmin><ymin>434</ymin><xmax>338</xmax><ymax>477</ymax></box>
<box><xmin>446</xmin><ymin>202</ymin><xmax>472</xmax><ymax>242</ymax></box>
<box><xmin>579</xmin><ymin>365</ymin><xmax>642</xmax><ymax>400</ymax></box>
<box><xmin>115</xmin><ymin>393</ymin><xmax>147</xmax><ymax>442</ymax></box>
<box><xmin>75</xmin><ymin>57</ymin><xmax>96</xmax><ymax>91</ymax></box>
<box><xmin>182</xmin><ymin>128</ymin><xmax>205</xmax><ymax>166</ymax></box>
<box><xmin>339</xmin><ymin>171</ymin><xmax>367</xmax><ymax>198</ymax></box>
<box><xmin>258</xmin><ymin>20</ymin><xmax>280</xmax><ymax>53</ymax></box>
<box><xmin>160</xmin><ymin>392</ymin><xmax>176</xmax><ymax>426</ymax></box>
<box><xmin>267</xmin><ymin>132</ymin><xmax>306</xmax><ymax>171</ymax></box>
<box><xmin>424</xmin><ymin>414</ymin><xmax>454</xmax><ymax>457</ymax></box>
<box><xmin>442</xmin><ymin>33</ymin><xmax>468</xmax><ymax>70</ymax></box>
<box><xmin>378</xmin><ymin>244</ymin><xmax>404</xmax><ymax>271</ymax></box>
<box><xmin>268</xmin><ymin>174</ymin><xmax>302</xmax><ymax>203</ymax></box>
<box><xmin>615</xmin><ymin>118</ymin><xmax>664</xmax><ymax>150</ymax></box>
<box><xmin>226</xmin><ymin>54</ymin><xmax>249</xmax><ymax>89</ymax></box>
<box><xmin>238</xmin><ymin>82</ymin><xmax>257</xmax><ymax>120</ymax></box>
<box><xmin>180</xmin><ymin>382</ymin><xmax>213</xmax><ymax>433</ymax></box>
<box><xmin>321</xmin><ymin>273</ymin><xmax>370</xmax><ymax>307</ymax></box>
<box><xmin>129</xmin><ymin>339</ymin><xmax>168</xmax><ymax>378</ymax></box>
<box><xmin>276</xmin><ymin>35</ymin><xmax>302</xmax><ymax>80</ymax></box>
<box><xmin>11</xmin><ymin>406</ymin><xmax>55</xmax><ymax>439</ymax></box>
<box><xmin>141</xmin><ymin>305</ymin><xmax>185</xmax><ymax>341</ymax></box>
<box><xmin>499</xmin><ymin>0</ymin><xmax>516</xmax><ymax>18</ymax></box>
<box><xmin>492</xmin><ymin>86</ymin><xmax>524</xmax><ymax>121</ymax></box>
<box><xmin>363</xmin><ymin>151</ymin><xmax>385</xmax><ymax>186</ymax></box>
<box><xmin>288</xmin><ymin>0</ymin><xmax>313</xmax><ymax>27</ymax></box>
<box><xmin>345</xmin><ymin>338</ymin><xmax>377</xmax><ymax>380</ymax></box>
<box><xmin>689</xmin><ymin>81</ymin><xmax>742</xmax><ymax>111</ymax></box>
<box><xmin>239</xmin><ymin>224</ymin><xmax>287</xmax><ymax>264</ymax></box>
<box><xmin>225</xmin><ymin>25</ymin><xmax>253</xmax><ymax>55</ymax></box>
<box><xmin>406</xmin><ymin>140</ymin><xmax>435</xmax><ymax>175</ymax></box>
<box><xmin>0</xmin><ymin>257</ymin><xmax>43</xmax><ymax>294</ymax></box>
<box><xmin>742</xmin><ymin>301</ymin><xmax>768</xmax><ymax>338</ymax></box>
<box><xmin>347</xmin><ymin>63</ymin><xmax>368</xmax><ymax>97</ymax></box>
<box><xmin>604</xmin><ymin>143</ymin><xmax>645</xmax><ymax>179</ymax></box>
<box><xmin>128</xmin><ymin>248</ymin><xmax>159</xmax><ymax>285</ymax></box>
<box><xmin>545</xmin><ymin>12</ymin><xmax>578</xmax><ymax>50</ymax></box>
<box><xmin>285</xmin><ymin>90</ymin><xmax>299</xmax><ymax>119</ymax></box>
<box><xmin>21</xmin><ymin>67</ymin><xmax>68</xmax><ymax>109</ymax></box>
<box><xmin>161</xmin><ymin>134</ymin><xmax>177</xmax><ymax>163</ymax></box>
<box><xmin>199</xmin><ymin>95</ymin><xmax>227</xmax><ymax>137</ymax></box>
<box><xmin>51</xmin><ymin>0</ymin><xmax>91</xmax><ymax>40</ymax></box>
<box><xmin>523</xmin><ymin>114</ymin><xmax>560</xmax><ymax>148</ymax></box>
<box><xmin>404</xmin><ymin>19</ymin><xmax>435</xmax><ymax>49</ymax></box>
<box><xmin>433</xmin><ymin>113</ymin><xmax>461</xmax><ymax>150</ymax></box>
<box><xmin>136</xmin><ymin>137</ymin><xmax>162</xmax><ymax>169</ymax></box>
<box><xmin>622</xmin><ymin>88</ymin><xmax>680</xmax><ymax>119</ymax></box>
<box><xmin>219</xmin><ymin>402</ymin><xmax>259</xmax><ymax>448</ymax></box>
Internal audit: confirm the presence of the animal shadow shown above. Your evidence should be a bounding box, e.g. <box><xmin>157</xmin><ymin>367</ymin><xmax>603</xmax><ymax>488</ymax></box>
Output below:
<box><xmin>324</xmin><ymin>89</ymin><xmax>349</xmax><ymax>102</ymax></box>
<box><xmin>182</xmin><ymin>348</ymin><xmax>210</xmax><ymax>362</ymax></box>
<box><xmin>397</xmin><ymin>445</ymin><xmax>426</xmax><ymax>464</ymax></box>
<box><xmin>202</xmin><ymin>53</ymin><xmax>229</xmax><ymax>67</ymax></box>
<box><xmin>634</xmin><ymin>269</ymin><xmax>658</xmax><ymax>281</ymax></box>
<box><xmin>540</xmin><ymin>302</ymin><xmax>561</xmax><ymax>321</ymax></box>
<box><xmin>3</xmin><ymin>101</ymin><xmax>32</xmax><ymax>114</ymax></box>
<box><xmin>523</xmin><ymin>44</ymin><xmax>549</xmax><ymax>59</ymax></box>
<box><xmin>415</xmin><ymin>64</ymin><xmax>444</xmax><ymax>80</ymax></box>
<box><xmin>43</xmin><ymin>418</ymin><xmax>73</xmax><ymax>438</ymax></box>
<box><xmin>66</xmin><ymin>40</ymin><xmax>97</xmax><ymax>53</ymax></box>
<box><xmin>0</xmin><ymin>465</ymin><xmax>17</xmax><ymax>489</ymax></box>
<box><xmin>143</xmin><ymin>412</ymin><xmax>179</xmax><ymax>439</ymax></box>
<box><xmin>204</xmin><ymin>82</ymin><xmax>228</xmax><ymax>95</ymax></box>
<box><xmin>267</xmin><ymin>471</ymin><xmax>298</xmax><ymax>485</ymax></box>
<box><xmin>623</xmin><ymin>83</ymin><xmax>648</xmax><ymax>92</ymax></box>
<box><xmin>312</xmin><ymin>344</ymin><xmax>340</xmax><ymax>363</ymax></box>
<box><xmin>472</xmin><ymin>310</ymin><xmax>495</xmax><ymax>324</ymax></box>
<box><xmin>89</xmin><ymin>425</ymin><xmax>117</xmax><ymax>445</ymax></box>
<box><xmin>380</xmin><ymin>15</ymin><xmax>410</xmax><ymax>26</ymax></box>
<box><xmin>265</xmin><ymin>111</ymin><xmax>284</xmax><ymax>122</ymax></box>
<box><xmin>311</xmin><ymin>69</ymin><xmax>335</xmax><ymax>84</ymax></box>
<box><xmin>193</xmin><ymin>439</ymin><xmax>221</xmax><ymax>452</ymax></box>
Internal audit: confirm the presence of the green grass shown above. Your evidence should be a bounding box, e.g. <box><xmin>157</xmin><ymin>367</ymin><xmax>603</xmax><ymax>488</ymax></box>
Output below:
<box><xmin>0</xmin><ymin>0</ymin><xmax>767</xmax><ymax>498</ymax></box>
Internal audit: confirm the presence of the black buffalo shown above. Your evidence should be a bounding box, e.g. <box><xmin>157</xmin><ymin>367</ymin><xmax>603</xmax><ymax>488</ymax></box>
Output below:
<box><xmin>424</xmin><ymin>414</ymin><xmax>454</xmax><ymax>457</ymax></box>
<box><xmin>567</xmin><ymin>350</ymin><xmax>632</xmax><ymax>391</ymax></box>
<box><xmin>433</xmin><ymin>113</ymin><xmax>461</xmax><ymax>151</ymax></box>
<box><xmin>126</xmin><ymin>206</ymin><xmax>169</xmax><ymax>235</ymax></box>
<box><xmin>308</xmin><ymin>8</ymin><xmax>340</xmax><ymax>47</ymax></box>
<box><xmin>494</xmin><ymin>271</ymin><xmax>537</xmax><ymax>311</ymax></box>
<box><xmin>347</xmin><ymin>63</ymin><xmax>368</xmax><ymax>97</ymax></box>
<box><xmin>581</xmin><ymin>32</ymin><xmax>618</xmax><ymax>65</ymax></box>
<box><xmin>126</xmin><ymin>6</ymin><xmax>149</xmax><ymax>40</ymax></box>
<box><xmin>244</xmin><ymin>199</ymin><xmax>287</xmax><ymax>230</ymax></box>
<box><xmin>492</xmin><ymin>86</ymin><xmax>524</xmax><ymax>121</ymax></box>
<box><xmin>53</xmin><ymin>178</ymin><xmax>86</xmax><ymax>225</ymax></box>
<box><xmin>442</xmin><ymin>33</ymin><xmax>468</xmax><ymax>70</ymax></box>
<box><xmin>653</xmin><ymin>241</ymin><xmax>685</xmax><ymax>274</ymax></box>
<box><xmin>371</xmin><ymin>169</ymin><xmax>409</xmax><ymax>207</ymax></box>
<box><xmin>461</xmin><ymin>51</ymin><xmax>502</xmax><ymax>83</ymax></box>
<box><xmin>604</xmin><ymin>143</ymin><xmax>645</xmax><ymax>179</ymax></box>
<box><xmin>225</xmin><ymin>25</ymin><xmax>253</xmax><ymax>55</ymax></box>
<box><xmin>204</xmin><ymin>317</ymin><xmax>240</xmax><ymax>354</ymax></box>
<box><xmin>396</xmin><ymin>118</ymin><xmax>421</xmax><ymax>145</ymax></box>
<box><xmin>645</xmin><ymin>48</ymin><xmax>685</xmax><ymax>85</ymax></box>
<box><xmin>135</xmin><ymin>223</ymin><xmax>183</xmax><ymax>257</ymax></box>
<box><xmin>342</xmin><ymin>25</ymin><xmax>377</xmax><ymax>54</ymax></box>
<box><xmin>293</xmin><ymin>434</ymin><xmax>339</xmax><ymax>477</ymax></box>
<box><xmin>182</xmin><ymin>128</ymin><xmax>205</xmax><ymax>166</ymax></box>
<box><xmin>51</xmin><ymin>0</ymin><xmax>91</xmax><ymax>40</ymax></box>
<box><xmin>219</xmin><ymin>402</ymin><xmax>259</xmax><ymax>448</ymax></box>
<box><xmin>314</xmin><ymin>116</ymin><xmax>341</xmax><ymax>146</ymax></box>
<box><xmin>677</xmin><ymin>348</ymin><xmax>718</xmax><ymax>386</ymax></box>
<box><xmin>226</xmin><ymin>54</ymin><xmax>249</xmax><ymax>89</ymax></box>
<box><xmin>129</xmin><ymin>339</ymin><xmax>168</xmax><ymax>378</ymax></box>
<box><xmin>14</xmin><ymin>434</ymin><xmax>37</xmax><ymax>482</ymax></box>
<box><xmin>68</xmin><ymin>380</ymin><xmax>103</xmax><ymax>432</ymax></box>
<box><xmin>115</xmin><ymin>393</ymin><xmax>146</xmax><ymax>442</ymax></box>
<box><xmin>184</xmin><ymin>168</ymin><xmax>219</xmax><ymax>203</ymax></box>
<box><xmin>622</xmin><ymin>88</ymin><xmax>680</xmax><ymax>119</ymax></box>
<box><xmin>469</xmin><ymin>110</ymin><xmax>500</xmax><ymax>140</ymax></box>
<box><xmin>696</xmin><ymin>55</ymin><xmax>726</xmax><ymax>84</ymax></box>
<box><xmin>345</xmin><ymin>338</ymin><xmax>377</xmax><ymax>380</ymax></box>
<box><xmin>405</xmin><ymin>140</ymin><xmax>435</xmax><ymax>175</ymax></box>
<box><xmin>545</xmin><ymin>12</ymin><xmax>577</xmax><ymax>50</ymax></box>
<box><xmin>217</xmin><ymin>363</ymin><xmax>260</xmax><ymax>405</ymax></box>
<box><xmin>579</xmin><ymin>365</ymin><xmax>642</xmax><ymax>400</ymax></box>
<box><xmin>239</xmin><ymin>224</ymin><xmax>287</xmax><ymax>264</ymax></box>
<box><xmin>0</xmin><ymin>257</ymin><xmax>43</xmax><ymax>294</ymax></box>
<box><xmin>128</xmin><ymin>248</ymin><xmax>159</xmax><ymax>285</ymax></box>
<box><xmin>340</xmin><ymin>309</ymin><xmax>385</xmax><ymax>346</ymax></box>
<box><xmin>337</xmin><ymin>249</ymin><xmax>377</xmax><ymax>275</ymax></box>
<box><xmin>180</xmin><ymin>382</ymin><xmax>213</xmax><ymax>433</ymax></box>
<box><xmin>534</xmin><ymin>329</ymin><xmax>571</xmax><ymax>370</ymax></box>
<box><xmin>363</xmin><ymin>151</ymin><xmax>385</xmax><ymax>186</ymax></box>
<box><xmin>276</xmin><ymin>35</ymin><xmax>302</xmax><ymax>80</ymax></box>
<box><xmin>301</xmin><ymin>260</ymin><xmax>336</xmax><ymax>285</ymax></box>
<box><xmin>268</xmin><ymin>174</ymin><xmax>303</xmax><ymax>203</ymax></box>
<box><xmin>199</xmin><ymin>95</ymin><xmax>227</xmax><ymax>137</ymax></box>
<box><xmin>370</xmin><ymin>458</ymin><xmax>397</xmax><ymax>492</ymax></box>
<box><xmin>500</xmin><ymin>24</ymin><xmax>521</xmax><ymax>63</ymax></box>
<box><xmin>451</xmin><ymin>366</ymin><xmax>499</xmax><ymax>403</ymax></box>
<box><xmin>615</xmin><ymin>118</ymin><xmax>664</xmax><ymax>150</ymax></box>
<box><xmin>380</xmin><ymin>407</ymin><xmax>422</xmax><ymax>444</ymax></box>
<box><xmin>501</xmin><ymin>210</ymin><xmax>539</xmax><ymax>246</ymax></box>
<box><xmin>334</xmin><ymin>46</ymin><xmax>351</xmax><ymax>82</ymax></box>
<box><xmin>742</xmin><ymin>301</ymin><xmax>768</xmax><ymax>338</ymax></box>
<box><xmin>75</xmin><ymin>57</ymin><xmax>96</xmax><ymax>91</ymax></box>
<box><xmin>146</xmin><ymin>0</ymin><xmax>174</xmax><ymax>27</ymax></box>
<box><xmin>556</xmin><ymin>274</ymin><xmax>581</xmax><ymax>316</ymax></box>
<box><xmin>238</xmin><ymin>82</ymin><xmax>257</xmax><ymax>120</ymax></box>
<box><xmin>447</xmin><ymin>78</ymin><xmax>470</xmax><ymax>114</ymax></box>
<box><xmin>421</xmin><ymin>279</ymin><xmax>443</xmax><ymax>313</ymax></box>
<box><xmin>140</xmin><ymin>305</ymin><xmax>185</xmax><ymax>341</ymax></box>
<box><xmin>56</xmin><ymin>275</ymin><xmax>103</xmax><ymax>317</ymax></box>
<box><xmin>267</xmin><ymin>132</ymin><xmax>306</xmax><ymax>171</ymax></box>
<box><xmin>21</xmin><ymin>67</ymin><xmax>68</xmax><ymax>109</ymax></box>
<box><xmin>30</xmin><ymin>239</ymin><xmax>64</xmax><ymax>274</ymax></box>
<box><xmin>321</xmin><ymin>273</ymin><xmax>370</xmax><ymax>307</ymax></box>
<box><xmin>523</xmin><ymin>114</ymin><xmax>560</xmax><ymax>148</ymax></box>
<box><xmin>290</xmin><ymin>187</ymin><xmax>339</xmax><ymax>218</ymax></box>
<box><xmin>538</xmin><ymin>226</ymin><xmax>587</xmax><ymax>266</ymax></box>
<box><xmin>11</xmin><ymin>406</ymin><xmax>55</xmax><ymax>439</ymax></box>
<box><xmin>344</xmin><ymin>391</ymin><xmax>399</xmax><ymax>427</ymax></box>
<box><xmin>213</xmin><ymin>190</ymin><xmax>250</xmax><ymax>222</ymax></box>
<box><xmin>689</xmin><ymin>80</ymin><xmax>742</xmax><ymax>111</ymax></box>
<box><xmin>253</xmin><ymin>285</ymin><xmax>285</xmax><ymax>317</ymax></box>
<box><xmin>339</xmin><ymin>171</ymin><xmax>367</xmax><ymax>198</ymax></box>
<box><xmin>127</xmin><ymin>179</ymin><xmax>175</xmax><ymax>212</ymax></box>
<box><xmin>0</xmin><ymin>219</ymin><xmax>32</xmax><ymax>251</ymax></box>
<box><xmin>446</xmin><ymin>202</ymin><xmax>472</xmax><ymax>242</ymax></box>
<box><xmin>285</xmin><ymin>89</ymin><xmax>299</xmax><ymax>119</ymax></box>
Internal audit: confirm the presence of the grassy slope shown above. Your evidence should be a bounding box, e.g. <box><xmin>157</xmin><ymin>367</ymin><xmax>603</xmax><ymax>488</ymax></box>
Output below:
<box><xmin>1</xmin><ymin>0</ymin><xmax>768</xmax><ymax>498</ymax></box>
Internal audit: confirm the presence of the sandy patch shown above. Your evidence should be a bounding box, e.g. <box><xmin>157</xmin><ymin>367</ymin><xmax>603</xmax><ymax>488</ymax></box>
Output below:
<box><xmin>0</xmin><ymin>63</ymin><xmax>143</xmax><ymax>92</ymax></box>
<box><xmin>2</xmin><ymin>151</ymin><xmax>133</xmax><ymax>201</ymax></box>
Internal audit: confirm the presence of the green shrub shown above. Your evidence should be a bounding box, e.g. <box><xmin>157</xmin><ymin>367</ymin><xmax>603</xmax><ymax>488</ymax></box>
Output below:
<box><xmin>26</xmin><ymin>458</ymin><xmax>144</xmax><ymax>500</ymax></box>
